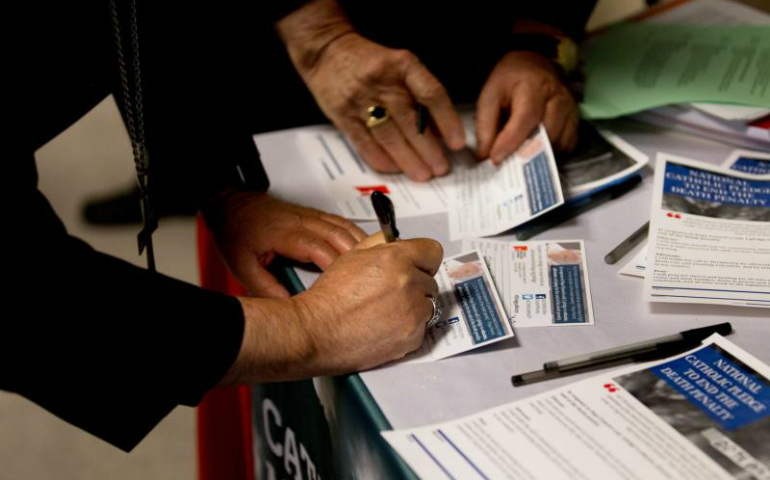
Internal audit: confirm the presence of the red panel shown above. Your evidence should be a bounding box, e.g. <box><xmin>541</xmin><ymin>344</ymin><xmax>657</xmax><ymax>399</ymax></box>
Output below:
<box><xmin>196</xmin><ymin>216</ymin><xmax>254</xmax><ymax>480</ymax></box>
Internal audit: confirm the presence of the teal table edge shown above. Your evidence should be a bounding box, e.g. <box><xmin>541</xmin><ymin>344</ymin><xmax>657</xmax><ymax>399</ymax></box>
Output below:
<box><xmin>274</xmin><ymin>263</ymin><xmax>420</xmax><ymax>480</ymax></box>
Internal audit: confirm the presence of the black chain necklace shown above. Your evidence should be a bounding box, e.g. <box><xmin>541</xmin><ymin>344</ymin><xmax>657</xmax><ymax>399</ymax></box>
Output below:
<box><xmin>109</xmin><ymin>0</ymin><xmax>157</xmax><ymax>271</ymax></box>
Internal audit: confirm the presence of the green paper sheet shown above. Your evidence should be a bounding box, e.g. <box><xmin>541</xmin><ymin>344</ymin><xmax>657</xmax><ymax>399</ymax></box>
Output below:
<box><xmin>581</xmin><ymin>24</ymin><xmax>770</xmax><ymax>119</ymax></box>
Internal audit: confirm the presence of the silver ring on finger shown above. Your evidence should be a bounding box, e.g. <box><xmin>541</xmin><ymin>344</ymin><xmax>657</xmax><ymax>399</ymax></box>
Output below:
<box><xmin>426</xmin><ymin>296</ymin><xmax>442</xmax><ymax>328</ymax></box>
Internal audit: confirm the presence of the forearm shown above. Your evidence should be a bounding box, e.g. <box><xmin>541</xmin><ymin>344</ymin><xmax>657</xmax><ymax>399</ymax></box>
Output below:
<box><xmin>275</xmin><ymin>0</ymin><xmax>356</xmax><ymax>76</ymax></box>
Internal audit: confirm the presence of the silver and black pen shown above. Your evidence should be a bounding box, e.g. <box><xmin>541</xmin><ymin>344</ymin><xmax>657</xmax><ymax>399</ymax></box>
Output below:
<box><xmin>604</xmin><ymin>221</ymin><xmax>649</xmax><ymax>265</ymax></box>
<box><xmin>512</xmin><ymin>322</ymin><xmax>733</xmax><ymax>386</ymax></box>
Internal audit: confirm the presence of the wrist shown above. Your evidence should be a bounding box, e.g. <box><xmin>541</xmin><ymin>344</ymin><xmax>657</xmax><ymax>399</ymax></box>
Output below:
<box><xmin>221</xmin><ymin>296</ymin><xmax>317</xmax><ymax>384</ymax></box>
<box><xmin>276</xmin><ymin>0</ymin><xmax>356</xmax><ymax>75</ymax></box>
<box><xmin>200</xmin><ymin>190</ymin><xmax>267</xmax><ymax>236</ymax></box>
<box><xmin>510</xmin><ymin>20</ymin><xmax>578</xmax><ymax>76</ymax></box>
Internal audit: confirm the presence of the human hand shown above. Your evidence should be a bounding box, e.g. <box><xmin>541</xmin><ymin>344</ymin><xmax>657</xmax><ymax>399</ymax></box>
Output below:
<box><xmin>222</xmin><ymin>237</ymin><xmax>443</xmax><ymax>384</ymax></box>
<box><xmin>295</xmin><ymin>238</ymin><xmax>444</xmax><ymax>373</ymax></box>
<box><xmin>476</xmin><ymin>51</ymin><xmax>579</xmax><ymax>164</ymax></box>
<box><xmin>203</xmin><ymin>190</ymin><xmax>366</xmax><ymax>298</ymax></box>
<box><xmin>276</xmin><ymin>0</ymin><xmax>465</xmax><ymax>181</ymax></box>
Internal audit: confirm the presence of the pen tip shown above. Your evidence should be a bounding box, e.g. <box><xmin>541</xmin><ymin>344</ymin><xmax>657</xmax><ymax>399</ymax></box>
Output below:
<box><xmin>511</xmin><ymin>375</ymin><xmax>524</xmax><ymax>386</ymax></box>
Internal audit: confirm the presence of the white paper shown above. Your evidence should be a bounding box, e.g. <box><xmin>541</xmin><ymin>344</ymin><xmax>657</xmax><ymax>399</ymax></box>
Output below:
<box><xmin>645</xmin><ymin>0</ymin><xmax>769</xmax><ymax>27</ymax></box>
<box><xmin>636</xmin><ymin>0</ymin><xmax>770</xmax><ymax>147</ymax></box>
<box><xmin>618</xmin><ymin>244</ymin><xmax>648</xmax><ymax>278</ymax></box>
<box><xmin>400</xmin><ymin>250</ymin><xmax>513</xmax><ymax>364</ymax></box>
<box><xmin>464</xmin><ymin>239</ymin><xmax>595</xmax><ymax>327</ymax></box>
<box><xmin>561</xmin><ymin>128</ymin><xmax>649</xmax><ymax>199</ymax></box>
<box><xmin>298</xmin><ymin>128</ymin><xmax>454</xmax><ymax>220</ymax></box>
<box><xmin>692</xmin><ymin>104</ymin><xmax>770</xmax><ymax>123</ymax></box>
<box><xmin>658</xmin><ymin>1</ymin><xmax>770</xmax><ymax>122</ymax></box>
<box><xmin>722</xmin><ymin>149</ymin><xmax>770</xmax><ymax>176</ymax></box>
<box><xmin>448</xmin><ymin>124</ymin><xmax>564</xmax><ymax>240</ymax></box>
<box><xmin>384</xmin><ymin>334</ymin><xmax>770</xmax><ymax>480</ymax></box>
<box><xmin>644</xmin><ymin>153</ymin><xmax>770</xmax><ymax>308</ymax></box>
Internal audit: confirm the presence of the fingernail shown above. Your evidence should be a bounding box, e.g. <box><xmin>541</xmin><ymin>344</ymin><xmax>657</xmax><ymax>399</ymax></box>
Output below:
<box><xmin>432</xmin><ymin>161</ymin><xmax>449</xmax><ymax>176</ymax></box>
<box><xmin>415</xmin><ymin>168</ymin><xmax>432</xmax><ymax>182</ymax></box>
<box><xmin>492</xmin><ymin>150</ymin><xmax>510</xmax><ymax>163</ymax></box>
<box><xmin>450</xmin><ymin>133</ymin><xmax>465</xmax><ymax>150</ymax></box>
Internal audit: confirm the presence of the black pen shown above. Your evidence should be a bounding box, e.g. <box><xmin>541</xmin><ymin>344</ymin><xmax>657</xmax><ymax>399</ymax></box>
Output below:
<box><xmin>416</xmin><ymin>104</ymin><xmax>429</xmax><ymax>135</ymax></box>
<box><xmin>604</xmin><ymin>221</ymin><xmax>649</xmax><ymax>265</ymax></box>
<box><xmin>513</xmin><ymin>175</ymin><xmax>643</xmax><ymax>241</ymax></box>
<box><xmin>371</xmin><ymin>191</ymin><xmax>399</xmax><ymax>243</ymax></box>
<box><xmin>512</xmin><ymin>322</ymin><xmax>733</xmax><ymax>386</ymax></box>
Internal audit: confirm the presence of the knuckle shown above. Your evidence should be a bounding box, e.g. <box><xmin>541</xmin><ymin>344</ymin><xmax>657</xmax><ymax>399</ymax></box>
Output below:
<box><xmin>418</xmin><ymin>79</ymin><xmax>446</xmax><ymax>102</ymax></box>
<box><xmin>427</xmin><ymin>239</ymin><xmax>444</xmax><ymax>260</ymax></box>
<box><xmin>391</xmin><ymin>49</ymin><xmax>416</xmax><ymax>69</ymax></box>
<box><xmin>328</xmin><ymin>95</ymin><xmax>352</xmax><ymax>114</ymax></box>
<box><xmin>395</xmin><ymin>272</ymin><xmax>412</xmax><ymax>292</ymax></box>
<box><xmin>326</xmin><ymin>225</ymin><xmax>346</xmax><ymax>240</ymax></box>
<box><xmin>361</xmin><ymin>66</ymin><xmax>384</xmax><ymax>84</ymax></box>
<box><xmin>380</xmin><ymin>246</ymin><xmax>403</xmax><ymax>265</ymax></box>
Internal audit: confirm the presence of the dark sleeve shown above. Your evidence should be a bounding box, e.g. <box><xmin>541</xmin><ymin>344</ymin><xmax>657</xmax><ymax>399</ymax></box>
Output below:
<box><xmin>0</xmin><ymin>156</ymin><xmax>245</xmax><ymax>452</ymax></box>
<box><xmin>0</xmin><ymin>2</ymin><xmax>246</xmax><ymax>452</ymax></box>
<box><xmin>517</xmin><ymin>1</ymin><xmax>598</xmax><ymax>40</ymax></box>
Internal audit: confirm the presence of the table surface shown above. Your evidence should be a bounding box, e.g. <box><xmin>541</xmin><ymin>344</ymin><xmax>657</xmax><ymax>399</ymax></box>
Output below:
<box><xmin>256</xmin><ymin>117</ymin><xmax>769</xmax><ymax>432</ymax></box>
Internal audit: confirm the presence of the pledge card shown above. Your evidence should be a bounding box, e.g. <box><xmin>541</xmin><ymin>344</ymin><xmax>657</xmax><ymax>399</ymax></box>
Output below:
<box><xmin>463</xmin><ymin>239</ymin><xmax>595</xmax><ymax>328</ymax></box>
<box><xmin>401</xmin><ymin>250</ymin><xmax>513</xmax><ymax>364</ymax></box>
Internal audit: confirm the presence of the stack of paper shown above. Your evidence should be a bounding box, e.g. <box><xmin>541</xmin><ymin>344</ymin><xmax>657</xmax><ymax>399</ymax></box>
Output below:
<box><xmin>617</xmin><ymin>148</ymin><xmax>770</xmax><ymax>309</ymax></box>
<box><xmin>581</xmin><ymin>0</ymin><xmax>770</xmax><ymax>149</ymax></box>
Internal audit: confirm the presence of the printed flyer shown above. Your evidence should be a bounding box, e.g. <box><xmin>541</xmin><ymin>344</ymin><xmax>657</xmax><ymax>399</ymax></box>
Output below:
<box><xmin>384</xmin><ymin>334</ymin><xmax>770</xmax><ymax>480</ymax></box>
<box><xmin>644</xmin><ymin>153</ymin><xmax>770</xmax><ymax>308</ymax></box>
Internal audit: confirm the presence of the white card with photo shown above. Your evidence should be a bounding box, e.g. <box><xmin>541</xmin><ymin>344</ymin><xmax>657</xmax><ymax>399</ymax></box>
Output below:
<box><xmin>463</xmin><ymin>239</ymin><xmax>595</xmax><ymax>327</ymax></box>
<box><xmin>448</xmin><ymin>124</ymin><xmax>565</xmax><ymax>240</ymax></box>
<box><xmin>401</xmin><ymin>250</ymin><xmax>513</xmax><ymax>364</ymax></box>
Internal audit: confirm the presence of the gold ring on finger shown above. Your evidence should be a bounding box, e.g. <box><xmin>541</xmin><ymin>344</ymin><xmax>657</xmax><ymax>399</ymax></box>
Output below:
<box><xmin>366</xmin><ymin>104</ymin><xmax>390</xmax><ymax>128</ymax></box>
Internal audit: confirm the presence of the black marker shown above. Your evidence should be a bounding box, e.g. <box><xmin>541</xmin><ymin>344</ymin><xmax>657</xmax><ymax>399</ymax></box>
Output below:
<box><xmin>371</xmin><ymin>191</ymin><xmax>399</xmax><ymax>243</ymax></box>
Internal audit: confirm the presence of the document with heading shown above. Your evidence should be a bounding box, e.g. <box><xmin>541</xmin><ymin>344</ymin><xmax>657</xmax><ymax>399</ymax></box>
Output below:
<box><xmin>463</xmin><ymin>239</ymin><xmax>595</xmax><ymax>327</ymax></box>
<box><xmin>448</xmin><ymin>124</ymin><xmax>564</xmax><ymax>240</ymax></box>
<box><xmin>644</xmin><ymin>153</ymin><xmax>770</xmax><ymax>308</ymax></box>
<box><xmin>401</xmin><ymin>250</ymin><xmax>513</xmax><ymax>364</ymax></box>
<box><xmin>384</xmin><ymin>334</ymin><xmax>770</xmax><ymax>480</ymax></box>
<box><xmin>297</xmin><ymin>122</ymin><xmax>563</xmax><ymax>230</ymax></box>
